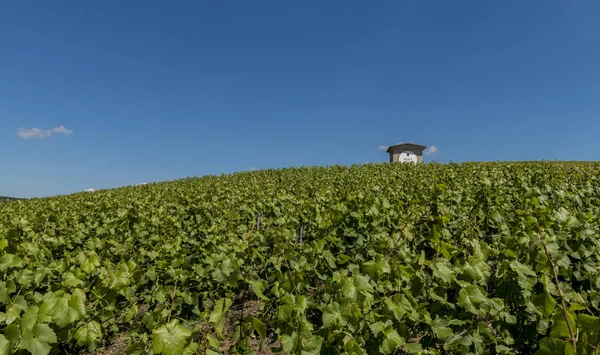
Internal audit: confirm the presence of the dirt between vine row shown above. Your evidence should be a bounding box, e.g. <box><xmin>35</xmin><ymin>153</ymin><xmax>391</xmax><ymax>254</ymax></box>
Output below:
<box><xmin>91</xmin><ymin>300</ymin><xmax>282</xmax><ymax>355</ymax></box>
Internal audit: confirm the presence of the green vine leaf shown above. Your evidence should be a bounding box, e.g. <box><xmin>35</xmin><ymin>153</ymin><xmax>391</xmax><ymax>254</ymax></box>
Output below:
<box><xmin>5</xmin><ymin>296</ymin><xmax>27</xmax><ymax>325</ymax></box>
<box><xmin>182</xmin><ymin>342</ymin><xmax>199</xmax><ymax>355</ymax></box>
<box><xmin>209</xmin><ymin>298</ymin><xmax>232</xmax><ymax>337</ymax></box>
<box><xmin>74</xmin><ymin>320</ymin><xmax>103</xmax><ymax>347</ymax></box>
<box><xmin>0</xmin><ymin>254</ymin><xmax>22</xmax><ymax>272</ymax></box>
<box><xmin>431</xmin><ymin>316</ymin><xmax>454</xmax><ymax>340</ymax></box>
<box><xmin>549</xmin><ymin>311</ymin><xmax>577</xmax><ymax>338</ymax></box>
<box><xmin>431</xmin><ymin>261</ymin><xmax>455</xmax><ymax>284</ymax></box>
<box><xmin>20</xmin><ymin>324</ymin><xmax>57</xmax><ymax>355</ymax></box>
<box><xmin>322</xmin><ymin>302</ymin><xmax>341</xmax><ymax>327</ymax></box>
<box><xmin>380</xmin><ymin>329</ymin><xmax>404</xmax><ymax>354</ymax></box>
<box><xmin>458</xmin><ymin>285</ymin><xmax>487</xmax><ymax>314</ymax></box>
<box><xmin>49</xmin><ymin>290</ymin><xmax>87</xmax><ymax>327</ymax></box>
<box><xmin>280</xmin><ymin>332</ymin><xmax>298</xmax><ymax>353</ymax></box>
<box><xmin>251</xmin><ymin>316</ymin><xmax>267</xmax><ymax>343</ymax></box>
<box><xmin>0</xmin><ymin>335</ymin><xmax>10</xmax><ymax>355</ymax></box>
<box><xmin>151</xmin><ymin>320</ymin><xmax>192</xmax><ymax>355</ymax></box>
<box><xmin>301</xmin><ymin>335</ymin><xmax>323</xmax><ymax>355</ymax></box>
<box><xmin>533</xmin><ymin>291</ymin><xmax>556</xmax><ymax>318</ymax></box>
<box><xmin>0</xmin><ymin>282</ymin><xmax>8</xmax><ymax>303</ymax></box>
<box><xmin>248</xmin><ymin>280</ymin><xmax>269</xmax><ymax>301</ymax></box>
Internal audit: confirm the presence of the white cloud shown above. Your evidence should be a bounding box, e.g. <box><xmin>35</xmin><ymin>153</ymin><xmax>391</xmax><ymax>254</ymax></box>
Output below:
<box><xmin>249</xmin><ymin>166</ymin><xmax>258</xmax><ymax>171</ymax></box>
<box><xmin>16</xmin><ymin>125</ymin><xmax>73</xmax><ymax>139</ymax></box>
<box><xmin>424</xmin><ymin>145</ymin><xmax>439</xmax><ymax>156</ymax></box>
<box><xmin>84</xmin><ymin>188</ymin><xmax>95</xmax><ymax>192</ymax></box>
<box><xmin>52</xmin><ymin>125</ymin><xmax>73</xmax><ymax>135</ymax></box>
<box><xmin>17</xmin><ymin>128</ymin><xmax>52</xmax><ymax>139</ymax></box>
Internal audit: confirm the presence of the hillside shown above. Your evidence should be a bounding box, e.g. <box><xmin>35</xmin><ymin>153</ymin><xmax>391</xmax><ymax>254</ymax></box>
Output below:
<box><xmin>0</xmin><ymin>162</ymin><xmax>599</xmax><ymax>354</ymax></box>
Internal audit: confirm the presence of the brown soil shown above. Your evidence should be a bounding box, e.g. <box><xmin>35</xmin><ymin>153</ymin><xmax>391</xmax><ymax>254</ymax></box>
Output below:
<box><xmin>220</xmin><ymin>300</ymin><xmax>282</xmax><ymax>354</ymax></box>
<box><xmin>90</xmin><ymin>300</ymin><xmax>283</xmax><ymax>355</ymax></box>
<box><xmin>90</xmin><ymin>333</ymin><xmax>129</xmax><ymax>355</ymax></box>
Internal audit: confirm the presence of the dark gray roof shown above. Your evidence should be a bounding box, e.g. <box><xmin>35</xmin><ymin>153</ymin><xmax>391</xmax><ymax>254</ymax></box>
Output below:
<box><xmin>385</xmin><ymin>143</ymin><xmax>427</xmax><ymax>153</ymax></box>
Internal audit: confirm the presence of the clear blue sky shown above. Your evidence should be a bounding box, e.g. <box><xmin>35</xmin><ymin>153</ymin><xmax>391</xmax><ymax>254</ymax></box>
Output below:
<box><xmin>2</xmin><ymin>1</ymin><xmax>599</xmax><ymax>197</ymax></box>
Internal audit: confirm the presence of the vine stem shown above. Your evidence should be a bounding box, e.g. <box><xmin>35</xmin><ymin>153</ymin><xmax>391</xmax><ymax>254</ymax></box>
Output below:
<box><xmin>537</xmin><ymin>224</ymin><xmax>577</xmax><ymax>352</ymax></box>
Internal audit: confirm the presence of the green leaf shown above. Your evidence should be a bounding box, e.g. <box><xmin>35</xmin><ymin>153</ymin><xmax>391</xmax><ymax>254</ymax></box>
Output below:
<box><xmin>550</xmin><ymin>311</ymin><xmax>577</xmax><ymax>338</ymax></box>
<box><xmin>563</xmin><ymin>342</ymin><xmax>576</xmax><ymax>355</ymax></box>
<box><xmin>0</xmin><ymin>282</ymin><xmax>8</xmax><ymax>303</ymax></box>
<box><xmin>209</xmin><ymin>298</ymin><xmax>232</xmax><ymax>337</ymax></box>
<box><xmin>74</xmin><ymin>321</ymin><xmax>102</xmax><ymax>346</ymax></box>
<box><xmin>6</xmin><ymin>296</ymin><xmax>27</xmax><ymax>324</ymax></box>
<box><xmin>33</xmin><ymin>324</ymin><xmax>57</xmax><ymax>344</ymax></box>
<box><xmin>342</xmin><ymin>334</ymin><xmax>363</xmax><ymax>354</ymax></box>
<box><xmin>301</xmin><ymin>335</ymin><xmax>323</xmax><ymax>355</ymax></box>
<box><xmin>152</xmin><ymin>320</ymin><xmax>192</xmax><ymax>355</ymax></box>
<box><xmin>21</xmin><ymin>306</ymin><xmax>40</xmax><ymax>331</ymax></box>
<box><xmin>341</xmin><ymin>277</ymin><xmax>356</xmax><ymax>299</ymax></box>
<box><xmin>281</xmin><ymin>332</ymin><xmax>298</xmax><ymax>353</ymax></box>
<box><xmin>458</xmin><ymin>285</ymin><xmax>487</xmax><ymax>314</ymax></box>
<box><xmin>20</xmin><ymin>324</ymin><xmax>57</xmax><ymax>355</ymax></box>
<box><xmin>79</xmin><ymin>253</ymin><xmax>100</xmax><ymax>274</ymax></box>
<box><xmin>403</xmin><ymin>343</ymin><xmax>424</xmax><ymax>353</ymax></box>
<box><xmin>323</xmin><ymin>251</ymin><xmax>336</xmax><ymax>269</ymax></box>
<box><xmin>444</xmin><ymin>333</ymin><xmax>473</xmax><ymax>350</ymax></box>
<box><xmin>431</xmin><ymin>261</ymin><xmax>455</xmax><ymax>284</ymax></box>
<box><xmin>61</xmin><ymin>272</ymin><xmax>84</xmax><ymax>288</ymax></box>
<box><xmin>462</xmin><ymin>258</ymin><xmax>491</xmax><ymax>283</ymax></box>
<box><xmin>70</xmin><ymin>289</ymin><xmax>86</xmax><ymax>314</ymax></box>
<box><xmin>49</xmin><ymin>290</ymin><xmax>87</xmax><ymax>327</ymax></box>
<box><xmin>510</xmin><ymin>260</ymin><xmax>537</xmax><ymax>277</ymax></box>
<box><xmin>353</xmin><ymin>274</ymin><xmax>373</xmax><ymax>293</ymax></box>
<box><xmin>251</xmin><ymin>316</ymin><xmax>266</xmax><ymax>343</ymax></box>
<box><xmin>212</xmin><ymin>259</ymin><xmax>234</xmax><ymax>283</ymax></box>
<box><xmin>106</xmin><ymin>269</ymin><xmax>131</xmax><ymax>291</ymax></box>
<box><xmin>369</xmin><ymin>321</ymin><xmax>386</xmax><ymax>337</ymax></box>
<box><xmin>533</xmin><ymin>291</ymin><xmax>556</xmax><ymax>317</ymax></box>
<box><xmin>363</xmin><ymin>255</ymin><xmax>390</xmax><ymax>278</ymax></box>
<box><xmin>577</xmin><ymin>313</ymin><xmax>600</xmax><ymax>329</ymax></box>
<box><xmin>577</xmin><ymin>332</ymin><xmax>588</xmax><ymax>355</ymax></box>
<box><xmin>322</xmin><ymin>302</ymin><xmax>341</xmax><ymax>327</ymax></box>
<box><xmin>0</xmin><ymin>239</ymin><xmax>7</xmax><ymax>252</ymax></box>
<box><xmin>384</xmin><ymin>297</ymin><xmax>406</xmax><ymax>321</ymax></box>
<box><xmin>577</xmin><ymin>314</ymin><xmax>600</xmax><ymax>344</ymax></box>
<box><xmin>183</xmin><ymin>342</ymin><xmax>199</xmax><ymax>355</ymax></box>
<box><xmin>0</xmin><ymin>254</ymin><xmax>22</xmax><ymax>271</ymax></box>
<box><xmin>295</xmin><ymin>295</ymin><xmax>308</xmax><ymax>314</ymax></box>
<box><xmin>431</xmin><ymin>317</ymin><xmax>454</xmax><ymax>340</ymax></box>
<box><xmin>206</xmin><ymin>334</ymin><xmax>220</xmax><ymax>350</ymax></box>
<box><xmin>380</xmin><ymin>330</ymin><xmax>404</xmax><ymax>354</ymax></box>
<box><xmin>0</xmin><ymin>335</ymin><xmax>10</xmax><ymax>355</ymax></box>
<box><xmin>4</xmin><ymin>324</ymin><xmax>20</xmax><ymax>346</ymax></box>
<box><xmin>553</xmin><ymin>207</ymin><xmax>569</xmax><ymax>223</ymax></box>
<box><xmin>249</xmin><ymin>280</ymin><xmax>269</xmax><ymax>301</ymax></box>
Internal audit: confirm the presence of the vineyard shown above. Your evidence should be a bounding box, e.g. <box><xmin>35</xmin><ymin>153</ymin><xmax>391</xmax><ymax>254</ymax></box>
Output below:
<box><xmin>0</xmin><ymin>162</ymin><xmax>599</xmax><ymax>354</ymax></box>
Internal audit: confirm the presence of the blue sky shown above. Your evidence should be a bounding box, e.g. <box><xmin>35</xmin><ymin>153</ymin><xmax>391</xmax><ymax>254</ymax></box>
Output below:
<box><xmin>1</xmin><ymin>1</ymin><xmax>599</xmax><ymax>197</ymax></box>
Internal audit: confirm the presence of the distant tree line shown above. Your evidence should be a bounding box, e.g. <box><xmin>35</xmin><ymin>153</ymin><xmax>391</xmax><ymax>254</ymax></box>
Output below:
<box><xmin>0</xmin><ymin>196</ymin><xmax>23</xmax><ymax>202</ymax></box>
